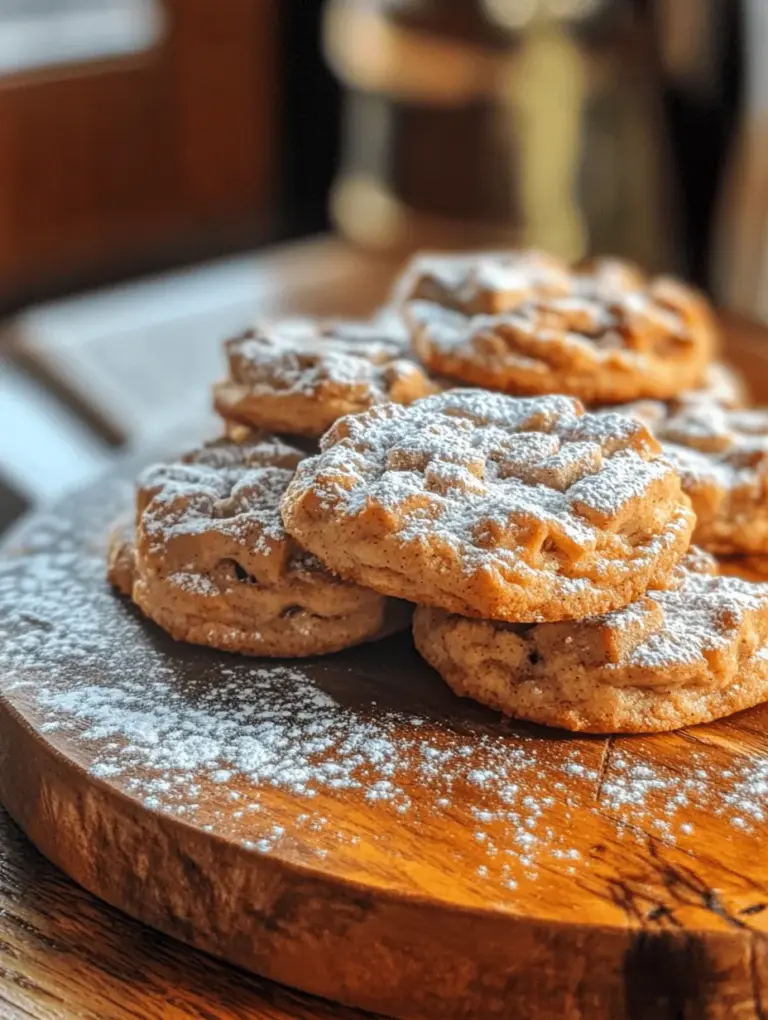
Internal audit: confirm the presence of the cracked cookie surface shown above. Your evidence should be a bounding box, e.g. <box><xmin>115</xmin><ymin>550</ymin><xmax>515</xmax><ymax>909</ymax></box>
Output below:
<box><xmin>108</xmin><ymin>432</ymin><xmax>410</xmax><ymax>656</ymax></box>
<box><xmin>214</xmin><ymin>318</ymin><xmax>435</xmax><ymax>438</ymax></box>
<box><xmin>610</xmin><ymin>400</ymin><xmax>768</xmax><ymax>555</ymax></box>
<box><xmin>281</xmin><ymin>390</ymin><xmax>695</xmax><ymax>622</ymax></box>
<box><xmin>398</xmin><ymin>251</ymin><xmax>716</xmax><ymax>404</ymax></box>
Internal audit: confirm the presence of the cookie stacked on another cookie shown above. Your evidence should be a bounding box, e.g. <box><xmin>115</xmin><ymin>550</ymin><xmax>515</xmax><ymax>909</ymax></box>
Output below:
<box><xmin>109</xmin><ymin>309</ymin><xmax>436</xmax><ymax>658</ymax></box>
<box><xmin>107</xmin><ymin>245</ymin><xmax>768</xmax><ymax>733</ymax></box>
<box><xmin>394</xmin><ymin>248</ymin><xmax>768</xmax><ymax>569</ymax></box>
<box><xmin>280</xmin><ymin>388</ymin><xmax>768</xmax><ymax>733</ymax></box>
<box><xmin>214</xmin><ymin>316</ymin><xmax>436</xmax><ymax>439</ymax></box>
<box><xmin>109</xmin><ymin>430</ymin><xmax>410</xmax><ymax>657</ymax></box>
<box><xmin>281</xmin><ymin>390</ymin><xmax>695</xmax><ymax>622</ymax></box>
<box><xmin>396</xmin><ymin>251</ymin><xmax>718</xmax><ymax>404</ymax></box>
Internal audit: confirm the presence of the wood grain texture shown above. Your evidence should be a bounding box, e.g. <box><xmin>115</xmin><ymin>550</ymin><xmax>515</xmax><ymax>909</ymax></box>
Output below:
<box><xmin>0</xmin><ymin>803</ymin><xmax>379</xmax><ymax>1020</ymax></box>
<box><xmin>0</xmin><ymin>317</ymin><xmax>767</xmax><ymax>1019</ymax></box>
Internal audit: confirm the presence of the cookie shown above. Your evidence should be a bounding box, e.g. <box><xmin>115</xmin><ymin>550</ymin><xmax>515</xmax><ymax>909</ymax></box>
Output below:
<box><xmin>413</xmin><ymin>550</ymin><xmax>768</xmax><ymax>733</ymax></box>
<box><xmin>106</xmin><ymin>519</ymin><xmax>136</xmax><ymax>597</ymax></box>
<box><xmin>214</xmin><ymin>317</ymin><xmax>435</xmax><ymax>438</ymax></box>
<box><xmin>611</xmin><ymin>401</ymin><xmax>768</xmax><ymax>555</ymax></box>
<box><xmin>610</xmin><ymin>362</ymin><xmax>745</xmax><ymax>417</ymax></box>
<box><xmin>686</xmin><ymin>361</ymin><xmax>747</xmax><ymax>410</ymax></box>
<box><xmin>398</xmin><ymin>251</ymin><xmax>716</xmax><ymax>403</ymax></box>
<box><xmin>281</xmin><ymin>390</ymin><xmax>695</xmax><ymax>623</ymax></box>
<box><xmin>717</xmin><ymin>556</ymin><xmax>768</xmax><ymax>583</ymax></box>
<box><xmin>394</xmin><ymin>249</ymin><xmax>573</xmax><ymax>315</ymax></box>
<box><xmin>110</xmin><ymin>431</ymin><xmax>410</xmax><ymax>657</ymax></box>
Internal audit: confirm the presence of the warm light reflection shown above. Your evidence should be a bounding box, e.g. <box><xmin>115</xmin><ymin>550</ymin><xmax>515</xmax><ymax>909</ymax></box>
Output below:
<box><xmin>484</xmin><ymin>0</ymin><xmax>603</xmax><ymax>31</ymax></box>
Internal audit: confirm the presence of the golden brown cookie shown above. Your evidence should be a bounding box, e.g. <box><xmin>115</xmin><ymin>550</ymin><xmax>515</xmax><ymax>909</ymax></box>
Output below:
<box><xmin>685</xmin><ymin>361</ymin><xmax>747</xmax><ymax>409</ymax></box>
<box><xmin>717</xmin><ymin>555</ymin><xmax>768</xmax><ymax>582</ymax></box>
<box><xmin>106</xmin><ymin>519</ymin><xmax>136</xmax><ymax>597</ymax></box>
<box><xmin>394</xmin><ymin>248</ymin><xmax>572</xmax><ymax>315</ymax></box>
<box><xmin>611</xmin><ymin>401</ymin><xmax>768</xmax><ymax>555</ymax></box>
<box><xmin>214</xmin><ymin>318</ymin><xmax>435</xmax><ymax>438</ymax></box>
<box><xmin>606</xmin><ymin>362</ymin><xmax>745</xmax><ymax>417</ymax></box>
<box><xmin>281</xmin><ymin>390</ymin><xmax>695</xmax><ymax>623</ymax></box>
<box><xmin>398</xmin><ymin>251</ymin><xmax>717</xmax><ymax>403</ymax></box>
<box><xmin>413</xmin><ymin>550</ymin><xmax>768</xmax><ymax>733</ymax></box>
<box><xmin>109</xmin><ymin>432</ymin><xmax>410</xmax><ymax>657</ymax></box>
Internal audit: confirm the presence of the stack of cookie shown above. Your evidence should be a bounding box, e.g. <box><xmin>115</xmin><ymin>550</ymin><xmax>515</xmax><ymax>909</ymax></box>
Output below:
<box><xmin>213</xmin><ymin>316</ymin><xmax>436</xmax><ymax>440</ymax></box>
<box><xmin>109</xmin><ymin>315</ymin><xmax>430</xmax><ymax>659</ymax></box>
<box><xmin>110</xmin><ymin>249</ymin><xmax>768</xmax><ymax>734</ymax></box>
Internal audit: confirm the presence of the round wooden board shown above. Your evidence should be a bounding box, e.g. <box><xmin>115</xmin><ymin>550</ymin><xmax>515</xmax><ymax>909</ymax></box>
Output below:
<box><xmin>2</xmin><ymin>447</ymin><xmax>768</xmax><ymax>1019</ymax></box>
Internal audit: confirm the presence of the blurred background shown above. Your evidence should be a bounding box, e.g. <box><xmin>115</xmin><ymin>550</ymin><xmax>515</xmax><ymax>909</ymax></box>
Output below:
<box><xmin>0</xmin><ymin>0</ymin><xmax>759</xmax><ymax>535</ymax></box>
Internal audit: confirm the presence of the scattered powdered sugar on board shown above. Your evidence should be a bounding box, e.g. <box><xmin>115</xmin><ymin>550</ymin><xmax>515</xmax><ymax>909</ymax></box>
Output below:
<box><xmin>2</xmin><ymin>472</ymin><xmax>768</xmax><ymax>898</ymax></box>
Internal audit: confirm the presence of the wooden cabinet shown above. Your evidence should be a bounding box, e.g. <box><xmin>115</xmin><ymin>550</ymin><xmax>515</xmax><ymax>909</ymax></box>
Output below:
<box><xmin>0</xmin><ymin>0</ymin><xmax>277</xmax><ymax>309</ymax></box>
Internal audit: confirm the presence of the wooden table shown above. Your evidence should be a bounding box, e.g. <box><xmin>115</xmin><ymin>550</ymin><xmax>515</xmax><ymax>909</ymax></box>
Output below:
<box><xmin>2</xmin><ymin>239</ymin><xmax>768</xmax><ymax>1020</ymax></box>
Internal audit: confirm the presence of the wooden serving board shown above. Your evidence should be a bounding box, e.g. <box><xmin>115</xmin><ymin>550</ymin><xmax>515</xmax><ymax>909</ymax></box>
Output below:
<box><xmin>1</xmin><ymin>320</ymin><xmax>768</xmax><ymax>1020</ymax></box>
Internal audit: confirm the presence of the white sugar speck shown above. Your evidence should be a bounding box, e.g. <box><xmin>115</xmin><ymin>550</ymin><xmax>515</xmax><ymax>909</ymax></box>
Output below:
<box><xmin>2</xmin><ymin>482</ymin><xmax>768</xmax><ymax>900</ymax></box>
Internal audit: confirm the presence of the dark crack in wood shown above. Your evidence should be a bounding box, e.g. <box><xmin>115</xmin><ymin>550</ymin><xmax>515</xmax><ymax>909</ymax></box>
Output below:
<box><xmin>594</xmin><ymin>735</ymin><xmax>615</xmax><ymax>804</ymax></box>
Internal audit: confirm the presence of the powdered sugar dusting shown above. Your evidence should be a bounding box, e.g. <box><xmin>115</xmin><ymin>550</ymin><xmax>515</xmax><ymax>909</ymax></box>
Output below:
<box><xmin>2</xmin><ymin>474</ymin><xmax>768</xmax><ymax>913</ymax></box>
<box><xmin>567</xmin><ymin>450</ymin><xmax>668</xmax><ymax>518</ymax></box>
<box><xmin>395</xmin><ymin>249</ymin><xmax>572</xmax><ymax>310</ymax></box>
<box><xmin>402</xmin><ymin>250</ymin><xmax>704</xmax><ymax>369</ymax></box>
<box><xmin>288</xmin><ymin>390</ymin><xmax>688</xmax><ymax>608</ymax></box>
<box><xmin>226</xmin><ymin>319</ymin><xmax>416</xmax><ymax>397</ymax></box>
<box><xmin>604</xmin><ymin>567</ymin><xmax>768</xmax><ymax>671</ymax></box>
<box><xmin>611</xmin><ymin>401</ymin><xmax>768</xmax><ymax>497</ymax></box>
<box><xmin>138</xmin><ymin>436</ymin><xmax>327</xmax><ymax>574</ymax></box>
